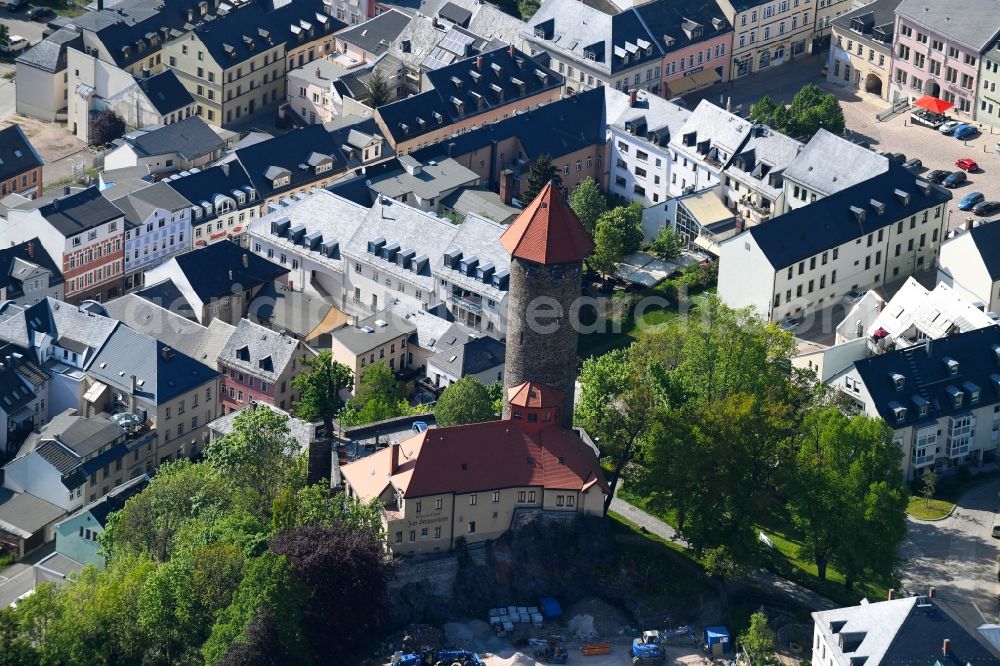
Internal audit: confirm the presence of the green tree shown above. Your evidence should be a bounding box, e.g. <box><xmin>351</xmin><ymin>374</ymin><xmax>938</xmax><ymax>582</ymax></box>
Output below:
<box><xmin>589</xmin><ymin>216</ymin><xmax>627</xmax><ymax>277</ymax></box>
<box><xmin>740</xmin><ymin>611</ymin><xmax>776</xmax><ymax>666</ymax></box>
<box><xmin>434</xmin><ymin>377</ymin><xmax>497</xmax><ymax>426</ymax></box>
<box><xmin>650</xmin><ymin>225</ymin><xmax>683</xmax><ymax>262</ymax></box>
<box><xmin>920</xmin><ymin>467</ymin><xmax>938</xmax><ymax>508</ymax></box>
<box><xmin>292</xmin><ymin>351</ymin><xmax>353</xmax><ymax>442</ymax></box>
<box><xmin>517</xmin><ymin>0</ymin><xmax>539</xmax><ymax>19</ymax></box>
<box><xmin>205</xmin><ymin>407</ymin><xmax>299</xmax><ymax>516</ymax></box>
<box><xmin>568</xmin><ymin>177</ymin><xmax>608</xmax><ymax>236</ymax></box>
<box><xmin>0</xmin><ymin>25</ymin><xmax>9</xmax><ymax>45</ymax></box>
<box><xmin>486</xmin><ymin>380</ymin><xmax>505</xmax><ymax>416</ymax></box>
<box><xmin>749</xmin><ymin>84</ymin><xmax>845</xmax><ymax>139</ymax></box>
<box><xmin>786</xmin><ymin>408</ymin><xmax>908</xmax><ymax>585</ymax></box>
<box><xmin>339</xmin><ymin>363</ymin><xmax>416</xmax><ymax>427</ymax></box>
<box><xmin>364</xmin><ymin>68</ymin><xmax>393</xmax><ymax>108</ymax></box>
<box><xmin>521</xmin><ymin>153</ymin><xmax>561</xmax><ymax>202</ymax></box>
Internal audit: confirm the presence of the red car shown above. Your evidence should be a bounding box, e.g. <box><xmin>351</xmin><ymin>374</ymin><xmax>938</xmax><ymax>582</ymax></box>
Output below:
<box><xmin>955</xmin><ymin>158</ymin><xmax>979</xmax><ymax>172</ymax></box>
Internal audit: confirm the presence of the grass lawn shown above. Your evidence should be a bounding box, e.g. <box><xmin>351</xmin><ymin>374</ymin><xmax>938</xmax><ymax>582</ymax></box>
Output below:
<box><xmin>906</xmin><ymin>497</ymin><xmax>954</xmax><ymax>520</ymax></box>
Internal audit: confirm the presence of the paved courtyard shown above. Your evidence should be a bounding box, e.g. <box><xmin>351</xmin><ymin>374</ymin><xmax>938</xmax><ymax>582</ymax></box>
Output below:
<box><xmin>900</xmin><ymin>475</ymin><xmax>1000</xmax><ymax>622</ymax></box>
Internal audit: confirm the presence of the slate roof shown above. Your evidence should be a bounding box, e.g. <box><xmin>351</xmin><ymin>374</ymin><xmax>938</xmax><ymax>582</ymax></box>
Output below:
<box><xmin>410</xmin><ymin>85</ymin><xmax>607</xmax><ymax>164</ymax></box>
<box><xmin>188</xmin><ymin>0</ymin><xmax>343</xmax><ymax>67</ymax></box>
<box><xmin>0</xmin><ymin>126</ymin><xmax>43</xmax><ymax>183</ymax></box>
<box><xmin>376</xmin><ymin>46</ymin><xmax>562</xmax><ymax>145</ymax></box>
<box><xmin>103</xmin><ymin>293</ymin><xmax>235</xmax><ymax>364</ymax></box>
<box><xmin>467</xmin><ymin>3</ymin><xmax>528</xmax><ymax>51</ymax></box>
<box><xmin>501</xmin><ymin>182</ymin><xmax>594</xmax><ymax>264</ymax></box>
<box><xmin>168</xmin><ymin>239</ymin><xmax>289</xmax><ymax>302</ymax></box>
<box><xmin>438</xmin><ymin>1</ymin><xmax>472</xmax><ymax>27</ymax></box>
<box><xmin>743</xmin><ymin>166</ymin><xmax>952</xmax><ymax>269</ymax></box>
<box><xmin>439</xmin><ymin>186</ymin><xmax>520</xmax><ymax>223</ymax></box>
<box><xmin>855</xmin><ymin>326</ymin><xmax>1000</xmax><ymax>425</ymax></box>
<box><xmin>812</xmin><ymin>595</ymin><xmax>1000</xmax><ymax>666</ymax></box>
<box><xmin>16</xmin><ymin>27</ymin><xmax>82</xmax><ymax>73</ymax></box>
<box><xmin>0</xmin><ymin>239</ymin><xmax>65</xmax><ymax>294</ymax></box>
<box><xmin>335</xmin><ymin>9</ymin><xmax>411</xmax><ymax>57</ymax></box>
<box><xmin>784</xmin><ymin>129</ymin><xmax>890</xmax><ymax>196</ymax></box>
<box><xmin>634</xmin><ymin>0</ymin><xmax>732</xmax><ymax>58</ymax></box>
<box><xmin>726</xmin><ymin>125</ymin><xmax>803</xmax><ymax>200</ymax></box>
<box><xmin>341</xmin><ymin>417</ymin><xmax>608</xmax><ymax>499</ymax></box>
<box><xmin>895</xmin><ymin>0</ymin><xmax>1000</xmax><ymax>52</ymax></box>
<box><xmin>134</xmin><ymin>279</ymin><xmax>196</xmax><ymax>319</ymax></box>
<box><xmin>429</xmin><ymin>324</ymin><xmax>504</xmax><ymax>376</ymax></box>
<box><xmin>672</xmin><ymin>99</ymin><xmax>754</xmax><ymax>166</ymax></box>
<box><xmin>0</xmin><ymin>298</ymin><xmax>118</xmax><ymax>365</ymax></box>
<box><xmin>88</xmin><ymin>324</ymin><xmax>220</xmax><ymax>403</ymax></box>
<box><xmin>112</xmin><ymin>181</ymin><xmax>192</xmax><ymax>226</ymax></box>
<box><xmin>524</xmin><ymin>0</ymin><xmax>662</xmax><ymax>76</ymax></box>
<box><xmin>29</xmin><ymin>409</ymin><xmax>123</xmax><ymax>459</ymax></box>
<box><xmin>220</xmin><ymin>318</ymin><xmax>303</xmax><ymax>382</ymax></box>
<box><xmin>0</xmin><ymin>488</ymin><xmax>64</xmax><ymax>537</ymax></box>
<box><xmin>83</xmin><ymin>475</ymin><xmax>149</xmax><ymax>527</ymax></box>
<box><xmin>163</xmin><ymin>163</ymin><xmax>256</xmax><ymax>225</ymax></box>
<box><xmin>332</xmin><ymin>309</ymin><xmax>416</xmax><ymax>355</ymax></box>
<box><xmin>366</xmin><ymin>156</ymin><xmax>478</xmax><ymax>200</ymax></box>
<box><xmin>247</xmin><ymin>282</ymin><xmax>341</xmax><ymax>341</ymax></box>
<box><xmin>0</xmin><ymin>364</ymin><xmax>36</xmax><ymax>417</ymax></box>
<box><xmin>964</xmin><ymin>221</ymin><xmax>1000</xmax><ymax>280</ymax></box>
<box><xmin>129</xmin><ymin>116</ymin><xmax>225</xmax><ymax>162</ymax></box>
<box><xmin>136</xmin><ymin>69</ymin><xmax>194</xmax><ymax>116</ymax></box>
<box><xmin>605</xmin><ymin>87</ymin><xmax>690</xmax><ymax>148</ymax></box>
<box><xmin>38</xmin><ymin>187</ymin><xmax>123</xmax><ymax>238</ymax></box>
<box><xmin>832</xmin><ymin>0</ymin><xmax>898</xmax><ymax>43</ymax></box>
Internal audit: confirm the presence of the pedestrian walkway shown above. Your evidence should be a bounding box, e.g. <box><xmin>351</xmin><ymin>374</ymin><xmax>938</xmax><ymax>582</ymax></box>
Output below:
<box><xmin>610</xmin><ymin>497</ymin><xmax>837</xmax><ymax>611</ymax></box>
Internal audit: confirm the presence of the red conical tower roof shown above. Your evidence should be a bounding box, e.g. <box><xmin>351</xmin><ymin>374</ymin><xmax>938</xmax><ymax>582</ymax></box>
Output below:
<box><xmin>500</xmin><ymin>182</ymin><xmax>594</xmax><ymax>265</ymax></box>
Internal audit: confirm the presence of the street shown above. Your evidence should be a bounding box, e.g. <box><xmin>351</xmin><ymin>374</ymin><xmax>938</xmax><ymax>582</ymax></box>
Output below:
<box><xmin>900</xmin><ymin>475</ymin><xmax>1000</xmax><ymax>621</ymax></box>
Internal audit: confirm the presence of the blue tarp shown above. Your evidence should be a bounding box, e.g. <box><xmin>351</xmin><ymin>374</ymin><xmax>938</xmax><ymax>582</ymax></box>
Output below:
<box><xmin>538</xmin><ymin>597</ymin><xmax>562</xmax><ymax>618</ymax></box>
<box><xmin>705</xmin><ymin>627</ymin><xmax>731</xmax><ymax>650</ymax></box>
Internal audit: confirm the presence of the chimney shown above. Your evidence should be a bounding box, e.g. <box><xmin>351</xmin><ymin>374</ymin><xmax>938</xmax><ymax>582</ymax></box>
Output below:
<box><xmin>26</xmin><ymin>241</ymin><xmax>34</xmax><ymax>258</ymax></box>
<box><xmin>734</xmin><ymin>217</ymin><xmax>744</xmax><ymax>234</ymax></box>
<box><xmin>942</xmin><ymin>639</ymin><xmax>950</xmax><ymax>657</ymax></box>
<box><xmin>63</xmin><ymin>185</ymin><xmax>71</xmax><ymax>196</ymax></box>
<box><xmin>242</xmin><ymin>253</ymin><xmax>249</xmax><ymax>268</ymax></box>
<box><xmin>508</xmin><ymin>44</ymin><xmax>515</xmax><ymax>58</ymax></box>
<box><xmin>499</xmin><ymin>169</ymin><xmax>514</xmax><ymax>204</ymax></box>
<box><xmin>97</xmin><ymin>0</ymin><xmax>103</xmax><ymax>9</ymax></box>
<box><xmin>228</xmin><ymin>269</ymin><xmax>233</xmax><ymax>280</ymax></box>
<box><xmin>926</xmin><ymin>338</ymin><xmax>934</xmax><ymax>357</ymax></box>
<box><xmin>965</xmin><ymin>217</ymin><xmax>974</xmax><ymax>231</ymax></box>
<box><xmin>142</xmin><ymin>67</ymin><xmax>150</xmax><ymax>78</ymax></box>
<box><xmin>888</xmin><ymin>588</ymin><xmax>895</xmax><ymax>600</ymax></box>
<box><xmin>161</xmin><ymin>346</ymin><xmax>173</xmax><ymax>361</ymax></box>
<box><xmin>432</xmin><ymin>16</ymin><xmax>438</xmax><ymax>28</ymax></box>
<box><xmin>475</xmin><ymin>55</ymin><xmax>483</xmax><ymax>70</ymax></box>
<box><xmin>629</xmin><ymin>89</ymin><xmax>638</xmax><ymax>107</ymax></box>
<box><xmin>390</xmin><ymin>441</ymin><xmax>400</xmax><ymax>473</ymax></box>
<box><xmin>929</xmin><ymin>586</ymin><xmax>936</xmax><ymax>598</ymax></box>
<box><xmin>316</xmin><ymin>66</ymin><xmax>322</xmax><ymax>79</ymax></box>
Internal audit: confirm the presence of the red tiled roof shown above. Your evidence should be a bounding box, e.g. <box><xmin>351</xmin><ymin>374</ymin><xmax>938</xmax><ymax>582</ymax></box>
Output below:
<box><xmin>507</xmin><ymin>381</ymin><xmax>564</xmax><ymax>409</ymax></box>
<box><xmin>341</xmin><ymin>420</ymin><xmax>608</xmax><ymax>499</ymax></box>
<box><xmin>500</xmin><ymin>183</ymin><xmax>594</xmax><ymax>265</ymax></box>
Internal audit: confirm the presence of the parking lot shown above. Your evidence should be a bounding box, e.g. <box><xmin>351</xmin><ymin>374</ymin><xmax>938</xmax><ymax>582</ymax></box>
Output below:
<box><xmin>0</xmin><ymin>8</ymin><xmax>51</xmax><ymax>48</ymax></box>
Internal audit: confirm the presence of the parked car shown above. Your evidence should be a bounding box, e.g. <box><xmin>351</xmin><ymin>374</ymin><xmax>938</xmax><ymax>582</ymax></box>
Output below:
<box><xmin>779</xmin><ymin>316</ymin><xmax>803</xmax><ymax>333</ymax></box>
<box><xmin>903</xmin><ymin>158</ymin><xmax>923</xmax><ymax>171</ymax></box>
<box><xmin>25</xmin><ymin>4</ymin><xmax>52</xmax><ymax>19</ymax></box>
<box><xmin>944</xmin><ymin>171</ymin><xmax>967</xmax><ymax>188</ymax></box>
<box><xmin>843</xmin><ymin>288</ymin><xmax>865</xmax><ymax>305</ymax></box>
<box><xmin>0</xmin><ymin>34</ymin><xmax>29</xmax><ymax>53</ymax></box>
<box><xmin>958</xmin><ymin>192</ymin><xmax>985</xmax><ymax>210</ymax></box>
<box><xmin>954</xmin><ymin>124</ymin><xmax>980</xmax><ymax>140</ymax></box>
<box><xmin>973</xmin><ymin>201</ymin><xmax>1000</xmax><ymax>216</ymax></box>
<box><xmin>955</xmin><ymin>158</ymin><xmax>979</xmax><ymax>172</ymax></box>
<box><xmin>926</xmin><ymin>169</ymin><xmax>950</xmax><ymax>184</ymax></box>
<box><xmin>4</xmin><ymin>0</ymin><xmax>27</xmax><ymax>10</ymax></box>
<box><xmin>939</xmin><ymin>120</ymin><xmax>962</xmax><ymax>134</ymax></box>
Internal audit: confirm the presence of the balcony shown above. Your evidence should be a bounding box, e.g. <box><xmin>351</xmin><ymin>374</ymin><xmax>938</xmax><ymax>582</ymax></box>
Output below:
<box><xmin>450</xmin><ymin>292</ymin><xmax>482</xmax><ymax>313</ymax></box>
<box><xmin>948</xmin><ymin>441</ymin><xmax>970</xmax><ymax>458</ymax></box>
<box><xmin>911</xmin><ymin>452</ymin><xmax>935</xmax><ymax>468</ymax></box>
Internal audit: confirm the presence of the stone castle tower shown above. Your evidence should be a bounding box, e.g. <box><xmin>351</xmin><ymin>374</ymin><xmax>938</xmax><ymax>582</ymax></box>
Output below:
<box><xmin>499</xmin><ymin>182</ymin><xmax>595</xmax><ymax>427</ymax></box>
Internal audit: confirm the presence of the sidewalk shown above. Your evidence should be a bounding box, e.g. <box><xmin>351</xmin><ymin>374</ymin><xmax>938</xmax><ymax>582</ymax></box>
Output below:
<box><xmin>610</xmin><ymin>497</ymin><xmax>837</xmax><ymax>612</ymax></box>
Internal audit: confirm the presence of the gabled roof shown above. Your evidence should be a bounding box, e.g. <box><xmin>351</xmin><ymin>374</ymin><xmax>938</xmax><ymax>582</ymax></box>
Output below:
<box><xmin>136</xmin><ymin>69</ymin><xmax>195</xmax><ymax>116</ymax></box>
<box><xmin>784</xmin><ymin>129</ymin><xmax>889</xmax><ymax>196</ymax></box>
<box><xmin>336</xmin><ymin>8</ymin><xmax>411</xmax><ymax>56</ymax></box>
<box><xmin>112</xmin><ymin>181</ymin><xmax>192</xmax><ymax>225</ymax></box>
<box><xmin>0</xmin><ymin>488</ymin><xmax>64</xmax><ymax>537</ymax></box>
<box><xmin>0</xmin><ymin>126</ymin><xmax>43</xmax><ymax>183</ymax></box>
<box><xmin>0</xmin><ymin>239</ymin><xmax>65</xmax><ymax>294</ymax></box>
<box><xmin>232</xmin><ymin>123</ymin><xmax>354</xmax><ymax>196</ymax></box>
<box><xmin>429</xmin><ymin>324</ymin><xmax>505</xmax><ymax>376</ymax></box>
<box><xmin>500</xmin><ymin>183</ymin><xmax>594</xmax><ymax>264</ymax></box>
<box><xmin>963</xmin><ymin>221</ymin><xmax>1000</xmax><ymax>280</ymax></box>
<box><xmin>854</xmin><ymin>326</ymin><xmax>1000</xmax><ymax>425</ymax></box>
<box><xmin>163</xmin><ymin>162</ymin><xmax>256</xmax><ymax>223</ymax></box>
<box><xmin>634</xmin><ymin>0</ymin><xmax>732</xmax><ymax>57</ymax></box>
<box><xmin>895</xmin><ymin>0</ymin><xmax>1000</xmax><ymax>53</ymax></box>
<box><xmin>129</xmin><ymin>116</ymin><xmax>225</xmax><ymax>162</ymax></box>
<box><xmin>377</xmin><ymin>46</ymin><xmax>562</xmax><ymax>145</ymax></box>
<box><xmin>167</xmin><ymin>239</ymin><xmax>289</xmax><ymax>302</ymax></box>
<box><xmin>410</xmin><ymin>85</ymin><xmax>608</xmax><ymax>167</ymax></box>
<box><xmin>38</xmin><ymin>186</ymin><xmax>124</xmax><ymax>238</ymax></box>
<box><xmin>741</xmin><ymin>165</ymin><xmax>951</xmax><ymax>270</ymax></box>
<box><xmin>88</xmin><ymin>324</ymin><xmax>220</xmax><ymax>403</ymax></box>
<box><xmin>341</xmin><ymin>418</ymin><xmax>608</xmax><ymax>499</ymax></box>
<box><xmin>220</xmin><ymin>318</ymin><xmax>304</xmax><ymax>382</ymax></box>
<box><xmin>0</xmin><ymin>298</ymin><xmax>118</xmax><ymax>364</ymax></box>
<box><xmin>25</xmin><ymin>409</ymin><xmax>123</xmax><ymax>460</ymax></box>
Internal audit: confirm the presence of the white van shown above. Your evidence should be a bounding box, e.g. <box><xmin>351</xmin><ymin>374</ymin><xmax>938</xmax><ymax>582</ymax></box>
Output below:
<box><xmin>0</xmin><ymin>35</ymin><xmax>30</xmax><ymax>54</ymax></box>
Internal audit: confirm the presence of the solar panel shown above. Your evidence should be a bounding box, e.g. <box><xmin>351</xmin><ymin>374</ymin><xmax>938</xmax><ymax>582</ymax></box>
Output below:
<box><xmin>438</xmin><ymin>28</ymin><xmax>475</xmax><ymax>56</ymax></box>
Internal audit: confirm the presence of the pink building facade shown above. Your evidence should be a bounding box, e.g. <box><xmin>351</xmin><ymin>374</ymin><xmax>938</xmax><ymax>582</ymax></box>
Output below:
<box><xmin>660</xmin><ymin>31</ymin><xmax>734</xmax><ymax>98</ymax></box>
<box><xmin>890</xmin><ymin>16</ymin><xmax>981</xmax><ymax>115</ymax></box>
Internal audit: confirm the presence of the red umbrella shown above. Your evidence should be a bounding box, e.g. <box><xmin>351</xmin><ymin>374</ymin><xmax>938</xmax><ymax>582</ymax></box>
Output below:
<box><xmin>913</xmin><ymin>95</ymin><xmax>954</xmax><ymax>114</ymax></box>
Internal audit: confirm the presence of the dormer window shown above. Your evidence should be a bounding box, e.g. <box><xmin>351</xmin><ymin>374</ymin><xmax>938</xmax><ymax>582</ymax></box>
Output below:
<box><xmin>944</xmin><ymin>357</ymin><xmax>959</xmax><ymax>375</ymax></box>
<box><xmin>963</xmin><ymin>382</ymin><xmax>981</xmax><ymax>404</ymax></box>
<box><xmin>946</xmin><ymin>386</ymin><xmax>964</xmax><ymax>408</ymax></box>
<box><xmin>890</xmin><ymin>372</ymin><xmax>905</xmax><ymax>390</ymax></box>
<box><xmin>273</xmin><ymin>175</ymin><xmax>290</xmax><ymax>188</ymax></box>
<box><xmin>890</xmin><ymin>402</ymin><xmax>907</xmax><ymax>423</ymax></box>
<box><xmin>912</xmin><ymin>395</ymin><xmax>929</xmax><ymax>417</ymax></box>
